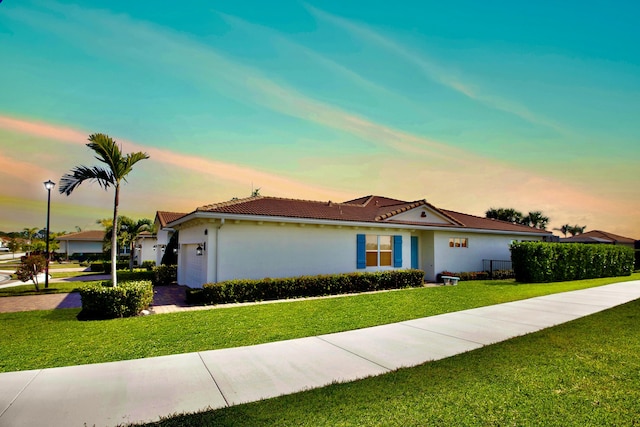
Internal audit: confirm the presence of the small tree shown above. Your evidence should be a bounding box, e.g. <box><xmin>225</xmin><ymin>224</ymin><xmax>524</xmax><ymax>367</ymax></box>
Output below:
<box><xmin>16</xmin><ymin>255</ymin><xmax>47</xmax><ymax>292</ymax></box>
<box><xmin>22</xmin><ymin>227</ymin><xmax>38</xmax><ymax>253</ymax></box>
<box><xmin>7</xmin><ymin>238</ymin><xmax>20</xmax><ymax>259</ymax></box>
<box><xmin>161</xmin><ymin>231</ymin><xmax>179</xmax><ymax>266</ymax></box>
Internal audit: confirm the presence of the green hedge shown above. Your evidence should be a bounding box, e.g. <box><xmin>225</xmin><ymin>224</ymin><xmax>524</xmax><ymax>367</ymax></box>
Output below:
<box><xmin>153</xmin><ymin>265</ymin><xmax>177</xmax><ymax>286</ymax></box>
<box><xmin>78</xmin><ymin>280</ymin><xmax>154</xmax><ymax>319</ymax></box>
<box><xmin>89</xmin><ymin>261</ymin><xmax>129</xmax><ymax>273</ymax></box>
<box><xmin>511</xmin><ymin>242</ymin><xmax>634</xmax><ymax>283</ymax></box>
<box><xmin>187</xmin><ymin>269</ymin><xmax>425</xmax><ymax>305</ymax></box>
<box><xmin>437</xmin><ymin>269</ymin><xmax>515</xmax><ymax>282</ymax></box>
<box><xmin>141</xmin><ymin>260</ymin><xmax>156</xmax><ymax>271</ymax></box>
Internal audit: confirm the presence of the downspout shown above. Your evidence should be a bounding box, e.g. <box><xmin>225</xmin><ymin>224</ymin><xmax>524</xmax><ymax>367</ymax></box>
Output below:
<box><xmin>215</xmin><ymin>218</ymin><xmax>225</xmax><ymax>283</ymax></box>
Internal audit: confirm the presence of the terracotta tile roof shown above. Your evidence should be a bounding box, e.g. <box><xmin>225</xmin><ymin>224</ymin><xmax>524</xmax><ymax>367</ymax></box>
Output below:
<box><xmin>440</xmin><ymin>210</ymin><xmax>549</xmax><ymax>234</ymax></box>
<box><xmin>192</xmin><ymin>195</ymin><xmax>550</xmax><ymax>234</ymax></box>
<box><xmin>156</xmin><ymin>211</ymin><xmax>187</xmax><ymax>228</ymax></box>
<box><xmin>561</xmin><ymin>230</ymin><xmax>636</xmax><ymax>244</ymax></box>
<box><xmin>55</xmin><ymin>230</ymin><xmax>105</xmax><ymax>241</ymax></box>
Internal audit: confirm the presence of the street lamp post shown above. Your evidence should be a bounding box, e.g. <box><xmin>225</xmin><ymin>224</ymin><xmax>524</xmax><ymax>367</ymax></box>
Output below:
<box><xmin>43</xmin><ymin>180</ymin><xmax>56</xmax><ymax>289</ymax></box>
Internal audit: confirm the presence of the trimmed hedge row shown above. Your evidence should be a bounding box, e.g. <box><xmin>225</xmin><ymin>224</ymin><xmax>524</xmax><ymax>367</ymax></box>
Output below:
<box><xmin>79</xmin><ymin>280</ymin><xmax>154</xmax><ymax>319</ymax></box>
<box><xmin>118</xmin><ymin>270</ymin><xmax>154</xmax><ymax>281</ymax></box>
<box><xmin>511</xmin><ymin>242</ymin><xmax>634</xmax><ymax>283</ymax></box>
<box><xmin>187</xmin><ymin>269</ymin><xmax>425</xmax><ymax>305</ymax></box>
<box><xmin>89</xmin><ymin>262</ymin><xmax>129</xmax><ymax>272</ymax></box>
<box><xmin>437</xmin><ymin>269</ymin><xmax>515</xmax><ymax>282</ymax></box>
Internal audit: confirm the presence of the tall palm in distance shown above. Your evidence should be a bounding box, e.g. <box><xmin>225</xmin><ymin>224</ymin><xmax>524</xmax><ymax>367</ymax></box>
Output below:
<box><xmin>554</xmin><ymin>224</ymin><xmax>571</xmax><ymax>237</ymax></box>
<box><xmin>522</xmin><ymin>211</ymin><xmax>550</xmax><ymax>230</ymax></box>
<box><xmin>59</xmin><ymin>133</ymin><xmax>149</xmax><ymax>287</ymax></box>
<box><xmin>99</xmin><ymin>216</ymin><xmax>154</xmax><ymax>271</ymax></box>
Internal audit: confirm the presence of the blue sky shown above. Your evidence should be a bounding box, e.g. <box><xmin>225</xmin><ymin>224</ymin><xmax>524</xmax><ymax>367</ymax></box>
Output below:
<box><xmin>1</xmin><ymin>0</ymin><xmax>639</xmax><ymax>237</ymax></box>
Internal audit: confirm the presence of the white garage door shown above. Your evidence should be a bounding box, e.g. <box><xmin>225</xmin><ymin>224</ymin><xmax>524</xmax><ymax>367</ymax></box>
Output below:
<box><xmin>183</xmin><ymin>244</ymin><xmax>206</xmax><ymax>287</ymax></box>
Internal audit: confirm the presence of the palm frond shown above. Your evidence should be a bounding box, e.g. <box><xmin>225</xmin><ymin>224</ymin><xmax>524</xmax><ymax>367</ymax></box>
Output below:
<box><xmin>87</xmin><ymin>133</ymin><xmax>123</xmax><ymax>172</ymax></box>
<box><xmin>119</xmin><ymin>151</ymin><xmax>150</xmax><ymax>183</ymax></box>
<box><xmin>59</xmin><ymin>165</ymin><xmax>115</xmax><ymax>195</ymax></box>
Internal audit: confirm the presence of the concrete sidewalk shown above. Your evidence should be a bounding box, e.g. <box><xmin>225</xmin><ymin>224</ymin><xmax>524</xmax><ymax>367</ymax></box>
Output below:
<box><xmin>1</xmin><ymin>280</ymin><xmax>639</xmax><ymax>427</ymax></box>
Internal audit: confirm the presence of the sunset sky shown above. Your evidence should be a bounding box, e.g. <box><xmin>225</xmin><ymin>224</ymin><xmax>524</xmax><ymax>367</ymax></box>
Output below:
<box><xmin>1</xmin><ymin>0</ymin><xmax>639</xmax><ymax>238</ymax></box>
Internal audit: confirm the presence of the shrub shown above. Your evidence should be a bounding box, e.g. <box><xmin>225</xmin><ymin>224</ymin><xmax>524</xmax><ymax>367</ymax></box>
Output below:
<box><xmin>90</xmin><ymin>261</ymin><xmax>130</xmax><ymax>273</ymax></box>
<box><xmin>79</xmin><ymin>280</ymin><xmax>154</xmax><ymax>319</ymax></box>
<box><xmin>118</xmin><ymin>270</ymin><xmax>154</xmax><ymax>281</ymax></box>
<box><xmin>153</xmin><ymin>264</ymin><xmax>177</xmax><ymax>286</ymax></box>
<box><xmin>141</xmin><ymin>260</ymin><xmax>156</xmax><ymax>271</ymax></box>
<box><xmin>437</xmin><ymin>271</ymin><xmax>491</xmax><ymax>282</ymax></box>
<box><xmin>196</xmin><ymin>269</ymin><xmax>425</xmax><ymax>305</ymax></box>
<box><xmin>511</xmin><ymin>242</ymin><xmax>634</xmax><ymax>283</ymax></box>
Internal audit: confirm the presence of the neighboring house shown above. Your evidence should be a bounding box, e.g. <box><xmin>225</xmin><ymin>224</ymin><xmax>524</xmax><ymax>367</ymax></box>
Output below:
<box><xmin>560</xmin><ymin>230</ymin><xmax>636</xmax><ymax>248</ymax></box>
<box><xmin>154</xmin><ymin>211</ymin><xmax>187</xmax><ymax>265</ymax></box>
<box><xmin>55</xmin><ymin>230</ymin><xmax>105</xmax><ymax>259</ymax></box>
<box><xmin>133</xmin><ymin>231</ymin><xmax>158</xmax><ymax>266</ymax></box>
<box><xmin>168</xmin><ymin>195</ymin><xmax>552</xmax><ymax>288</ymax></box>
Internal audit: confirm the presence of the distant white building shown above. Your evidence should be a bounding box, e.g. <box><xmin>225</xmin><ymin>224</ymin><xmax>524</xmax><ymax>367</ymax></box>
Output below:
<box><xmin>133</xmin><ymin>231</ymin><xmax>158</xmax><ymax>266</ymax></box>
<box><xmin>55</xmin><ymin>230</ymin><xmax>105</xmax><ymax>259</ymax></box>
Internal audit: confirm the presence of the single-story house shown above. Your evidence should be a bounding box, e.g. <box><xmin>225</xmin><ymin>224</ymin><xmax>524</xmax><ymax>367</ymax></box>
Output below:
<box><xmin>168</xmin><ymin>195</ymin><xmax>552</xmax><ymax>288</ymax></box>
<box><xmin>153</xmin><ymin>211</ymin><xmax>186</xmax><ymax>265</ymax></box>
<box><xmin>559</xmin><ymin>230</ymin><xmax>636</xmax><ymax>248</ymax></box>
<box><xmin>55</xmin><ymin>230</ymin><xmax>105</xmax><ymax>259</ymax></box>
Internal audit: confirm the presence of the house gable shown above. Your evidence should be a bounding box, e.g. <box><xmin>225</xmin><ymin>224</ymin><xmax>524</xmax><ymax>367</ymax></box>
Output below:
<box><xmin>380</xmin><ymin>203</ymin><xmax>460</xmax><ymax>226</ymax></box>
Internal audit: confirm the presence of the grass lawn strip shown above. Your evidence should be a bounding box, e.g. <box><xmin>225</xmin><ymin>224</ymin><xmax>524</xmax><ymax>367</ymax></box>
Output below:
<box><xmin>0</xmin><ymin>274</ymin><xmax>638</xmax><ymax>373</ymax></box>
<box><xmin>134</xmin><ymin>298</ymin><xmax>640</xmax><ymax>426</ymax></box>
<box><xmin>0</xmin><ymin>282</ymin><xmax>92</xmax><ymax>297</ymax></box>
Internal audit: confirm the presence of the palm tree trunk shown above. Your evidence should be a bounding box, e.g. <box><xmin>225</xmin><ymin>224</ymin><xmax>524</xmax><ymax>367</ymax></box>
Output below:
<box><xmin>111</xmin><ymin>184</ymin><xmax>119</xmax><ymax>287</ymax></box>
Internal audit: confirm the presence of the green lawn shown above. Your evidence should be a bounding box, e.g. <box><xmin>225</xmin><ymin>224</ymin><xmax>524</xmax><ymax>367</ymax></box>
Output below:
<box><xmin>0</xmin><ymin>281</ymin><xmax>89</xmax><ymax>297</ymax></box>
<box><xmin>134</xmin><ymin>297</ymin><xmax>640</xmax><ymax>426</ymax></box>
<box><xmin>1</xmin><ymin>274</ymin><xmax>638</xmax><ymax>373</ymax></box>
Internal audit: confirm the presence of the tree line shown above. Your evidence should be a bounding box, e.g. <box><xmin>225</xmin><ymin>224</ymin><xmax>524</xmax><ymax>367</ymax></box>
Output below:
<box><xmin>485</xmin><ymin>207</ymin><xmax>586</xmax><ymax>236</ymax></box>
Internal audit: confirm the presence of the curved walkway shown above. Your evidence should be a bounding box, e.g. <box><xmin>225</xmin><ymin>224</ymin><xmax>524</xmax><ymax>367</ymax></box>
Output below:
<box><xmin>1</xmin><ymin>280</ymin><xmax>639</xmax><ymax>427</ymax></box>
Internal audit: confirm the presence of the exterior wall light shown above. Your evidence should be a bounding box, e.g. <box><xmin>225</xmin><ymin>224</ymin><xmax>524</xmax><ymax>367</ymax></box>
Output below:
<box><xmin>196</xmin><ymin>244</ymin><xmax>203</xmax><ymax>256</ymax></box>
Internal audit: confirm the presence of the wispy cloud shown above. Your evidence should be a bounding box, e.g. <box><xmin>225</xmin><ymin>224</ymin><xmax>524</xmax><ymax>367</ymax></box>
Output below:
<box><xmin>6</xmin><ymin>1</ymin><xmax>477</xmax><ymax>164</ymax></box>
<box><xmin>0</xmin><ymin>114</ymin><xmax>352</xmax><ymax>201</ymax></box>
<box><xmin>304</xmin><ymin>4</ymin><xmax>567</xmax><ymax>133</ymax></box>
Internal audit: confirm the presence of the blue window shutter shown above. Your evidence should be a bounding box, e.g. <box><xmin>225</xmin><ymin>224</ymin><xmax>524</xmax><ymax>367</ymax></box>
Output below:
<box><xmin>393</xmin><ymin>235</ymin><xmax>402</xmax><ymax>267</ymax></box>
<box><xmin>411</xmin><ymin>236</ymin><xmax>418</xmax><ymax>269</ymax></box>
<box><xmin>356</xmin><ymin>234</ymin><xmax>366</xmax><ymax>269</ymax></box>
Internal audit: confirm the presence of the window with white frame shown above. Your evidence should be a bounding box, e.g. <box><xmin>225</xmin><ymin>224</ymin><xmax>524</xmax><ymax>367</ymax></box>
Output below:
<box><xmin>448</xmin><ymin>237</ymin><xmax>468</xmax><ymax>248</ymax></box>
<box><xmin>366</xmin><ymin>235</ymin><xmax>393</xmax><ymax>267</ymax></box>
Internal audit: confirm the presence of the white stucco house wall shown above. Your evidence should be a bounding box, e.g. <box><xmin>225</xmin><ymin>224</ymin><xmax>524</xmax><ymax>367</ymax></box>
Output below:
<box><xmin>168</xmin><ymin>195</ymin><xmax>552</xmax><ymax>288</ymax></box>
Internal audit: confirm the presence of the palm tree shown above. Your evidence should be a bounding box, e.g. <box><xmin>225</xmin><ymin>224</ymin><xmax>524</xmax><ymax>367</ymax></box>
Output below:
<box><xmin>553</xmin><ymin>224</ymin><xmax>571</xmax><ymax>237</ymax></box>
<box><xmin>59</xmin><ymin>133</ymin><xmax>149</xmax><ymax>287</ymax></box>
<box><xmin>568</xmin><ymin>225</ymin><xmax>587</xmax><ymax>237</ymax></box>
<box><xmin>523</xmin><ymin>211</ymin><xmax>550</xmax><ymax>230</ymax></box>
<box><xmin>485</xmin><ymin>208</ymin><xmax>524</xmax><ymax>224</ymax></box>
<box><xmin>102</xmin><ymin>216</ymin><xmax>153</xmax><ymax>271</ymax></box>
<box><xmin>22</xmin><ymin>227</ymin><xmax>39</xmax><ymax>253</ymax></box>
